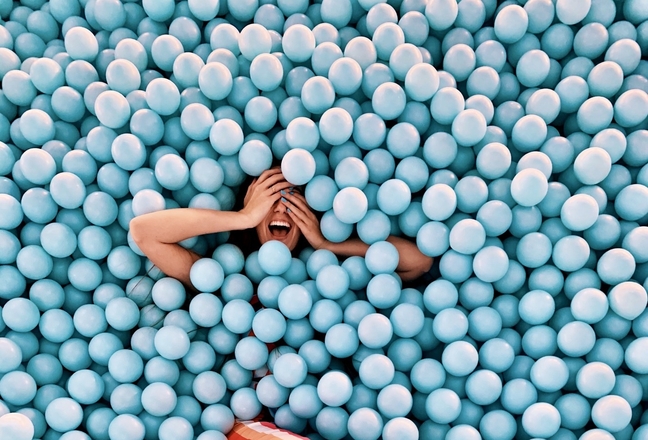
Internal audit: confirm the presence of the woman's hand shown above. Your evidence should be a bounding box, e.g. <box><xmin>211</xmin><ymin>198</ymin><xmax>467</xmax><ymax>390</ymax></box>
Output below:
<box><xmin>240</xmin><ymin>168</ymin><xmax>292</xmax><ymax>228</ymax></box>
<box><xmin>282</xmin><ymin>192</ymin><xmax>328</xmax><ymax>249</ymax></box>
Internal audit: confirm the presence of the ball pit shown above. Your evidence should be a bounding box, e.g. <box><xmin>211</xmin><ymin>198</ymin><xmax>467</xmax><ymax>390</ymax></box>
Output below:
<box><xmin>0</xmin><ymin>0</ymin><xmax>648</xmax><ymax>439</ymax></box>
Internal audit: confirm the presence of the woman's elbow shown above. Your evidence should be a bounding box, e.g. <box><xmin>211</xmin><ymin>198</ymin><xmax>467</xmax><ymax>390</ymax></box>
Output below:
<box><xmin>129</xmin><ymin>216</ymin><xmax>147</xmax><ymax>244</ymax></box>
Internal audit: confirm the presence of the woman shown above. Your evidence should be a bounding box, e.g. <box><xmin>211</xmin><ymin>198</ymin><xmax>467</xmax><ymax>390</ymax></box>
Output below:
<box><xmin>130</xmin><ymin>168</ymin><xmax>433</xmax><ymax>290</ymax></box>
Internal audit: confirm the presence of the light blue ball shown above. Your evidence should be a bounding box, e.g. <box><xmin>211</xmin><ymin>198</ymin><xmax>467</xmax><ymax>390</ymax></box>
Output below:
<box><xmin>577</xmin><ymin>97</ymin><xmax>614</xmax><ymax>135</ymax></box>
<box><xmin>258</xmin><ymin>240</ymin><xmax>292</xmax><ymax>276</ymax></box>
<box><xmin>320</xmin><ymin>209</ymin><xmax>354</xmax><ymax>243</ymax></box>
<box><xmin>45</xmin><ymin>397</ymin><xmax>83</xmax><ymax>432</ymax></box>
<box><xmin>281</xmin><ymin>148</ymin><xmax>316</xmax><ymax>185</ymax></box>
<box><xmin>325</xmin><ymin>323</ymin><xmax>359</xmax><ymax>358</ymax></box>
<box><xmin>452</xmin><ymin>109</ymin><xmax>487</xmax><ymax>147</ymax></box>
<box><xmin>0</xmin><ymin>371</ymin><xmax>35</xmax><ymax>406</ymax></box>
<box><xmin>348</xmin><ymin>408</ymin><xmax>383</xmax><ymax>440</ymax></box>
<box><xmin>335</xmin><ymin>156</ymin><xmax>369</xmax><ymax>190</ymax></box>
<box><xmin>189</xmin><ymin>258</ymin><xmax>224</xmax><ymax>293</ymax></box>
<box><xmin>273</xmin><ymin>353</ymin><xmax>308</xmax><ymax>388</ymax></box>
<box><xmin>591</xmin><ymin>395</ymin><xmax>632</xmax><ymax>433</ymax></box>
<box><xmin>442</xmin><ymin>341</ymin><xmax>479</xmax><ymax>377</ymax></box>
<box><xmin>516</xmin><ymin>49</ymin><xmax>550</xmax><ymax>88</ymax></box>
<box><xmin>332</xmin><ymin>187</ymin><xmax>368</xmax><ymax>225</ymax></box>
<box><xmin>67</xmin><ymin>369</ymin><xmax>104</xmax><ymax>405</ymax></box>
<box><xmin>522</xmin><ymin>402</ymin><xmax>561</xmax><ymax>438</ymax></box>
<box><xmin>454</xmin><ymin>176</ymin><xmax>488</xmax><ymax>214</ymax></box>
<box><xmin>475</xmin><ymin>142</ymin><xmax>511</xmax><ymax>180</ymax></box>
<box><xmin>317</xmin><ymin>370</ymin><xmax>353</xmax><ymax>407</ymax></box>
<box><xmin>64</xmin><ymin>26</ymin><xmax>99</xmax><ymax>61</ymax></box>
<box><xmin>494</xmin><ymin>4</ymin><xmax>528</xmax><ymax>43</ymax></box>
<box><xmin>358</xmin><ymin>313</ymin><xmax>393</xmax><ymax>349</ymax></box>
<box><xmin>425</xmin><ymin>388</ymin><xmax>461</xmax><ymax>424</ymax></box>
<box><xmin>372</xmin><ymin>82</ymin><xmax>406</xmax><ymax>121</ymax></box>
<box><xmin>552</xmin><ymin>235</ymin><xmax>590</xmax><ymax>272</ymax></box>
<box><xmin>597</xmin><ymin>250</ymin><xmax>636</xmax><ymax>287</ymax></box>
<box><xmin>449</xmin><ymin>219</ymin><xmax>485</xmax><ymax>255</ymax></box>
<box><xmin>154</xmin><ymin>325</ymin><xmax>190</xmax><ymax>361</ymax></box>
<box><xmin>108</xmin><ymin>414</ymin><xmax>146</xmax><ymax>440</ymax></box>
<box><xmin>465</xmin><ymin>369</ymin><xmax>502</xmax><ymax>406</ymax></box>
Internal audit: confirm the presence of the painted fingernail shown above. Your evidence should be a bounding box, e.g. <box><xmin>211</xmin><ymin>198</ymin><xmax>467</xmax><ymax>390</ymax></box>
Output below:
<box><xmin>287</xmin><ymin>208</ymin><xmax>291</xmax><ymax>213</ymax></box>
<box><xmin>280</xmin><ymin>190</ymin><xmax>286</xmax><ymax>195</ymax></box>
<box><xmin>289</xmin><ymin>191</ymin><xmax>294</xmax><ymax>195</ymax></box>
<box><xmin>281</xmin><ymin>197</ymin><xmax>287</xmax><ymax>202</ymax></box>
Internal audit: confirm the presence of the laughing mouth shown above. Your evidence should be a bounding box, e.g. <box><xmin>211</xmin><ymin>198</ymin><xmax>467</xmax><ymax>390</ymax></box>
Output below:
<box><xmin>269</xmin><ymin>220</ymin><xmax>291</xmax><ymax>238</ymax></box>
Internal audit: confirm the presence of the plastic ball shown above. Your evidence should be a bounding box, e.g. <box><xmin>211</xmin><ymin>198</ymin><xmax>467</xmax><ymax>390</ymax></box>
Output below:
<box><xmin>591</xmin><ymin>395</ymin><xmax>632</xmax><ymax>433</ymax></box>
<box><xmin>425</xmin><ymin>388</ymin><xmax>461</xmax><ymax>424</ymax></box>
<box><xmin>521</xmin><ymin>402</ymin><xmax>561</xmax><ymax>438</ymax></box>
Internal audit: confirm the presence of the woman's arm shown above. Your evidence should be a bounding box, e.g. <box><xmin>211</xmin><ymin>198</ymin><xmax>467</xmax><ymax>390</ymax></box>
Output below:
<box><xmin>282</xmin><ymin>193</ymin><xmax>433</xmax><ymax>282</ymax></box>
<box><xmin>130</xmin><ymin>169</ymin><xmax>292</xmax><ymax>287</ymax></box>
<box><xmin>130</xmin><ymin>209</ymin><xmax>254</xmax><ymax>286</ymax></box>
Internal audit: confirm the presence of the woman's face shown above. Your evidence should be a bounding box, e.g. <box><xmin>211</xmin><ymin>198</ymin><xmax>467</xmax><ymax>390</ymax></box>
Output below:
<box><xmin>255</xmin><ymin>190</ymin><xmax>302</xmax><ymax>251</ymax></box>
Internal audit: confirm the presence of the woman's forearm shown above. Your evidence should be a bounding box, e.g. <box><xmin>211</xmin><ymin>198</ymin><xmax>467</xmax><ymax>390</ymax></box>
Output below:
<box><xmin>319</xmin><ymin>236</ymin><xmax>433</xmax><ymax>282</ymax></box>
<box><xmin>130</xmin><ymin>208</ymin><xmax>253</xmax><ymax>245</ymax></box>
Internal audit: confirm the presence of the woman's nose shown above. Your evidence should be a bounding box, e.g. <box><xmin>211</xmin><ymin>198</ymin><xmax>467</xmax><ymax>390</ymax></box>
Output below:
<box><xmin>273</xmin><ymin>198</ymin><xmax>287</xmax><ymax>213</ymax></box>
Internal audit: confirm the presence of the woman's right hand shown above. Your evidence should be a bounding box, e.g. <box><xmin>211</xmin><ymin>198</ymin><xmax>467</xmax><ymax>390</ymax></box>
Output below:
<box><xmin>240</xmin><ymin>168</ymin><xmax>292</xmax><ymax>227</ymax></box>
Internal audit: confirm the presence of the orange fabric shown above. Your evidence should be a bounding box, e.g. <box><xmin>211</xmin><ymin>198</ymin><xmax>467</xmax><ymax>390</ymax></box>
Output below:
<box><xmin>227</xmin><ymin>421</ymin><xmax>309</xmax><ymax>440</ymax></box>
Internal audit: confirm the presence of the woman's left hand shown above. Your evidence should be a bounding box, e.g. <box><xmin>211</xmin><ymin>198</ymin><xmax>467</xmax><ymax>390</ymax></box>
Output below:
<box><xmin>282</xmin><ymin>192</ymin><xmax>328</xmax><ymax>250</ymax></box>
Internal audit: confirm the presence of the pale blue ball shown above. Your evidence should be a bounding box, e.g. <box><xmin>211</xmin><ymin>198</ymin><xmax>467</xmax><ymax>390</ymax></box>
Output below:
<box><xmin>439</xmin><ymin>250</ymin><xmax>473</xmax><ymax>283</ymax></box>
<box><xmin>364</xmin><ymin>240</ymin><xmax>398</xmax><ymax>275</ymax></box>
<box><xmin>325</xmin><ymin>323</ymin><xmax>359</xmax><ymax>358</ymax></box>
<box><xmin>454</xmin><ymin>176</ymin><xmax>489</xmax><ymax>214</ymax></box>
<box><xmin>516</xmin><ymin>49</ymin><xmax>550</xmax><ymax>87</ymax></box>
<box><xmin>372</xmin><ymin>82</ymin><xmax>406</xmax><ymax>121</ymax></box>
<box><xmin>256</xmin><ymin>375</ymin><xmax>289</xmax><ymax>409</ymax></box>
<box><xmin>609</xmin><ymin>281</ymin><xmax>647</xmax><ymax>321</ymax></box>
<box><xmin>449</xmin><ymin>219</ymin><xmax>485</xmax><ymax>255</ymax></box>
<box><xmin>430</xmin><ymin>87</ymin><xmax>464</xmax><ymax>126</ymax></box>
<box><xmin>318</xmin><ymin>370</ymin><xmax>353</xmax><ymax>407</ymax></box>
<box><xmin>67</xmin><ymin>369</ymin><xmax>104</xmax><ymax>405</ymax></box>
<box><xmin>235</xmin><ymin>336</ymin><xmax>268</xmax><ymax>371</ymax></box>
<box><xmin>193</xmin><ymin>371</ymin><xmax>227</xmax><ymax>405</ymax></box>
<box><xmin>495</xmin><ymin>4</ymin><xmax>528</xmax><ymax>43</ymax></box>
<box><xmin>522</xmin><ymin>402</ymin><xmax>561</xmax><ymax>438</ymax></box>
<box><xmin>335</xmin><ymin>157</ymin><xmax>369</xmax><ymax>190</ymax></box>
<box><xmin>358</xmin><ymin>313</ymin><xmax>393</xmax><ymax>349</ymax></box>
<box><xmin>577</xmin><ymin>97</ymin><xmax>614</xmax><ymax>135</ymax></box>
<box><xmin>390</xmin><ymin>303</ymin><xmax>424</xmax><ymax>338</ymax></box>
<box><xmin>154</xmin><ymin>325</ymin><xmax>190</xmax><ymax>361</ymax></box>
<box><xmin>108</xmin><ymin>414</ymin><xmax>146</xmax><ymax>440</ymax></box>
<box><xmin>433</xmin><ymin>308</ymin><xmax>468</xmax><ymax>343</ymax></box>
<box><xmin>405</xmin><ymin>63</ymin><xmax>439</xmax><ymax>102</ymax></box>
<box><xmin>301</xmin><ymin>76</ymin><xmax>335</xmax><ymax>114</ymax></box>
<box><xmin>320</xmin><ymin>209</ymin><xmax>354</xmax><ymax>243</ymax></box>
<box><xmin>45</xmin><ymin>397</ymin><xmax>83</xmax><ymax>432</ymax></box>
<box><xmin>347</xmin><ymin>408</ymin><xmax>383</xmax><ymax>440</ymax></box>
<box><xmin>425</xmin><ymin>388</ymin><xmax>461</xmax><ymax>424</ymax></box>
<box><xmin>591</xmin><ymin>396</ymin><xmax>632</xmax><ymax>433</ymax></box>
<box><xmin>273</xmin><ymin>353</ymin><xmax>308</xmax><ymax>388</ymax></box>
<box><xmin>188</xmin><ymin>258</ymin><xmax>224</xmax><ymax>293</ymax></box>
<box><xmin>40</xmin><ymin>309</ymin><xmax>74</xmax><ymax>343</ymax></box>
<box><xmin>597</xmin><ymin>250</ymin><xmax>636</xmax><ymax>287</ymax></box>
<box><xmin>257</xmin><ymin>240</ymin><xmax>291</xmax><ymax>276</ymax></box>
<box><xmin>465</xmin><ymin>369</ymin><xmax>502</xmax><ymax>406</ymax></box>
<box><xmin>479</xmin><ymin>338</ymin><xmax>515</xmax><ymax>373</ymax></box>
<box><xmin>472</xmin><ymin>245</ymin><xmax>509</xmax><ymax>284</ymax></box>
<box><xmin>552</xmin><ymin>235</ymin><xmax>590</xmax><ymax>272</ymax></box>
<box><xmin>475</xmin><ymin>142</ymin><xmax>511</xmax><ymax>180</ymax></box>
<box><xmin>332</xmin><ymin>187</ymin><xmax>368</xmax><ymax>225</ymax></box>
<box><xmin>554</xmin><ymin>393</ymin><xmax>591</xmax><ymax>431</ymax></box>
<box><xmin>0</xmin><ymin>337</ymin><xmax>22</xmax><ymax>373</ymax></box>
<box><xmin>2</xmin><ymin>298</ymin><xmax>40</xmax><ymax>332</ymax></box>
<box><xmin>64</xmin><ymin>26</ymin><xmax>98</xmax><ymax>61</ymax></box>
<box><xmin>281</xmin><ymin>148</ymin><xmax>316</xmax><ymax>185</ymax></box>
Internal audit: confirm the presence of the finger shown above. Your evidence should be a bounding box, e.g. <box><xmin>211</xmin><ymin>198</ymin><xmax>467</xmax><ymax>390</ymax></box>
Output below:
<box><xmin>283</xmin><ymin>192</ymin><xmax>312</xmax><ymax>215</ymax></box>
<box><xmin>256</xmin><ymin>168</ymin><xmax>283</xmax><ymax>185</ymax></box>
<box><xmin>267</xmin><ymin>180</ymin><xmax>293</xmax><ymax>195</ymax></box>
<box><xmin>282</xmin><ymin>197</ymin><xmax>312</xmax><ymax>224</ymax></box>
<box><xmin>287</xmin><ymin>209</ymin><xmax>308</xmax><ymax>231</ymax></box>
<box><xmin>260</xmin><ymin>173</ymin><xmax>289</xmax><ymax>191</ymax></box>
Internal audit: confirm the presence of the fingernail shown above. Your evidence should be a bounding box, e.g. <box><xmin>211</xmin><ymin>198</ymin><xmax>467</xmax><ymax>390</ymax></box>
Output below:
<box><xmin>280</xmin><ymin>190</ymin><xmax>285</xmax><ymax>195</ymax></box>
<box><xmin>289</xmin><ymin>191</ymin><xmax>294</xmax><ymax>195</ymax></box>
<box><xmin>287</xmin><ymin>208</ymin><xmax>291</xmax><ymax>213</ymax></box>
<box><xmin>289</xmin><ymin>187</ymin><xmax>294</xmax><ymax>190</ymax></box>
<box><xmin>281</xmin><ymin>197</ymin><xmax>287</xmax><ymax>202</ymax></box>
